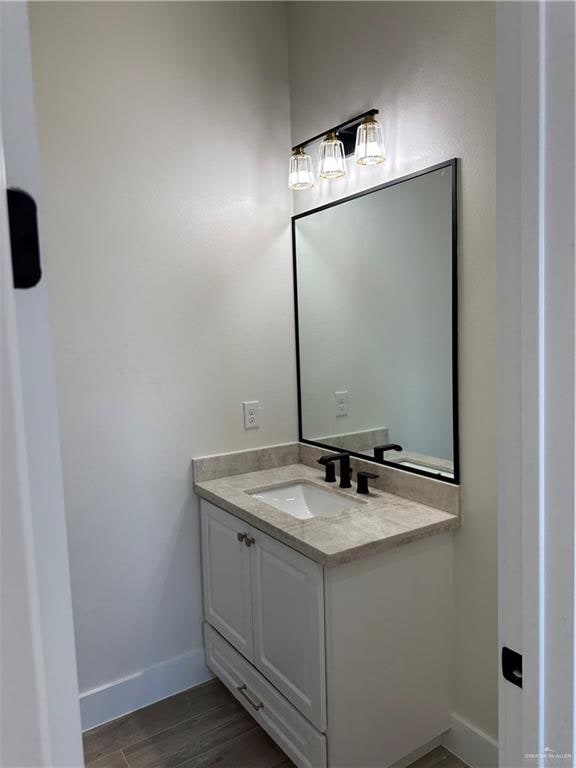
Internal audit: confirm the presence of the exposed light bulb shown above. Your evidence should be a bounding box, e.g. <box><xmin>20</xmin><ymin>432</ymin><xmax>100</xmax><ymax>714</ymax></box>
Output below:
<box><xmin>288</xmin><ymin>147</ymin><xmax>314</xmax><ymax>191</ymax></box>
<box><xmin>318</xmin><ymin>132</ymin><xmax>346</xmax><ymax>180</ymax></box>
<box><xmin>354</xmin><ymin>115</ymin><xmax>386</xmax><ymax>166</ymax></box>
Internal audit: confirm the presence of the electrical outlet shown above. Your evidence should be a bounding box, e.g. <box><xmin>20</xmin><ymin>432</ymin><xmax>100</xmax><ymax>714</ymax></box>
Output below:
<box><xmin>334</xmin><ymin>391</ymin><xmax>349</xmax><ymax>417</ymax></box>
<box><xmin>243</xmin><ymin>400</ymin><xmax>260</xmax><ymax>430</ymax></box>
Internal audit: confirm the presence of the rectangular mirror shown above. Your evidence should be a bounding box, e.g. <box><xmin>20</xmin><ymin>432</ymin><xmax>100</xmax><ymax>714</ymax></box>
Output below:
<box><xmin>293</xmin><ymin>159</ymin><xmax>458</xmax><ymax>483</ymax></box>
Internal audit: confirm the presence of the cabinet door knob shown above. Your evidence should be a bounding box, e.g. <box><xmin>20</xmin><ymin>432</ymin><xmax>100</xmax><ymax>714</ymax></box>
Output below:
<box><xmin>244</xmin><ymin>536</ymin><xmax>255</xmax><ymax>548</ymax></box>
<box><xmin>237</xmin><ymin>532</ymin><xmax>246</xmax><ymax>543</ymax></box>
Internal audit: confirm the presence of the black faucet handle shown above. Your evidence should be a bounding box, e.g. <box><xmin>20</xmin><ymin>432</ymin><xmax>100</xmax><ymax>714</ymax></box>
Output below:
<box><xmin>357</xmin><ymin>470</ymin><xmax>379</xmax><ymax>495</ymax></box>
<box><xmin>317</xmin><ymin>453</ymin><xmax>352</xmax><ymax>488</ymax></box>
<box><xmin>374</xmin><ymin>443</ymin><xmax>403</xmax><ymax>462</ymax></box>
<box><xmin>318</xmin><ymin>455</ymin><xmax>337</xmax><ymax>483</ymax></box>
<box><xmin>318</xmin><ymin>452</ymin><xmax>351</xmax><ymax>464</ymax></box>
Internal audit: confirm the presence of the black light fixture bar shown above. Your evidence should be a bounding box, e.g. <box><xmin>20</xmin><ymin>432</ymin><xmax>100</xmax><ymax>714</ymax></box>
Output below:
<box><xmin>292</xmin><ymin>109</ymin><xmax>379</xmax><ymax>157</ymax></box>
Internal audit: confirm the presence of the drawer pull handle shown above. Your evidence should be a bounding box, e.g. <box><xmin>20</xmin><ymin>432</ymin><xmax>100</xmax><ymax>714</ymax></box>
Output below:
<box><xmin>237</xmin><ymin>684</ymin><xmax>263</xmax><ymax>711</ymax></box>
<box><xmin>244</xmin><ymin>536</ymin><xmax>255</xmax><ymax>548</ymax></box>
<box><xmin>237</xmin><ymin>532</ymin><xmax>246</xmax><ymax>543</ymax></box>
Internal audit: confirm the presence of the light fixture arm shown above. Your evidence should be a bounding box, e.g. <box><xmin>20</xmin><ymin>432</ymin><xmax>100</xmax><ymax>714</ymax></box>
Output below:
<box><xmin>292</xmin><ymin>109</ymin><xmax>379</xmax><ymax>156</ymax></box>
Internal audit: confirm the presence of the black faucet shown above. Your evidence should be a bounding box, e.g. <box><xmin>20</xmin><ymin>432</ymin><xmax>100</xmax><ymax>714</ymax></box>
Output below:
<box><xmin>357</xmin><ymin>470</ymin><xmax>379</xmax><ymax>495</ymax></box>
<box><xmin>373</xmin><ymin>443</ymin><xmax>403</xmax><ymax>462</ymax></box>
<box><xmin>318</xmin><ymin>453</ymin><xmax>352</xmax><ymax>489</ymax></box>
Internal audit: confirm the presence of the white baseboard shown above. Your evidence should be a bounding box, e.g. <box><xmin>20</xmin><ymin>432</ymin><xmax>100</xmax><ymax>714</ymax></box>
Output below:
<box><xmin>390</xmin><ymin>737</ymin><xmax>443</xmax><ymax>768</ymax></box>
<box><xmin>80</xmin><ymin>647</ymin><xmax>213</xmax><ymax>731</ymax></box>
<box><xmin>442</xmin><ymin>713</ymin><xmax>499</xmax><ymax>768</ymax></box>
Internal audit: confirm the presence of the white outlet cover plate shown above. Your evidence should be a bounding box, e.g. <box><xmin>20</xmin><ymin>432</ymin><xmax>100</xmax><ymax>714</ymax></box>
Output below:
<box><xmin>334</xmin><ymin>391</ymin><xmax>348</xmax><ymax>417</ymax></box>
<box><xmin>243</xmin><ymin>400</ymin><xmax>260</xmax><ymax>429</ymax></box>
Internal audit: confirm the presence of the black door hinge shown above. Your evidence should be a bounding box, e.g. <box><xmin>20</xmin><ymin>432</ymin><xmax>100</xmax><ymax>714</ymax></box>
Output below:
<box><xmin>502</xmin><ymin>646</ymin><xmax>523</xmax><ymax>688</ymax></box>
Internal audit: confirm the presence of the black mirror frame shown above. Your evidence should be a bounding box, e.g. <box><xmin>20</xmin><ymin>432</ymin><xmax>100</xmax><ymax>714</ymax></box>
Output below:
<box><xmin>292</xmin><ymin>158</ymin><xmax>460</xmax><ymax>485</ymax></box>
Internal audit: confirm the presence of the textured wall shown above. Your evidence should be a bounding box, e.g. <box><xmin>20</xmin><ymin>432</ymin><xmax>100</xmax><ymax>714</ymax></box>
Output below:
<box><xmin>287</xmin><ymin>1</ymin><xmax>497</xmax><ymax>740</ymax></box>
<box><xmin>29</xmin><ymin>1</ymin><xmax>296</xmax><ymax>721</ymax></box>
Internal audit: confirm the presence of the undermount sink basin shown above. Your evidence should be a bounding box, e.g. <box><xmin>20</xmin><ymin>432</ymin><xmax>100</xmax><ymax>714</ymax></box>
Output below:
<box><xmin>250</xmin><ymin>482</ymin><xmax>352</xmax><ymax>520</ymax></box>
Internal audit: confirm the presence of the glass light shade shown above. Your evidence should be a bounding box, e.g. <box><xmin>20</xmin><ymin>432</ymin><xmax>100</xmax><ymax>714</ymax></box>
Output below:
<box><xmin>354</xmin><ymin>116</ymin><xmax>386</xmax><ymax>165</ymax></box>
<box><xmin>318</xmin><ymin>132</ymin><xmax>346</xmax><ymax>180</ymax></box>
<box><xmin>288</xmin><ymin>148</ymin><xmax>314</xmax><ymax>190</ymax></box>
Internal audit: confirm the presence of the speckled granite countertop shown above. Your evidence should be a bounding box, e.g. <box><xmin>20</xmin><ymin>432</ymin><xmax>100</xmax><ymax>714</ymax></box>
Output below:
<box><xmin>194</xmin><ymin>462</ymin><xmax>459</xmax><ymax>567</ymax></box>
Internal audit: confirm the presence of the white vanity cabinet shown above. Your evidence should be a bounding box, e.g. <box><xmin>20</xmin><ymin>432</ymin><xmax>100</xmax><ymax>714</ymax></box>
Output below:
<box><xmin>200</xmin><ymin>498</ymin><xmax>453</xmax><ymax>768</ymax></box>
<box><xmin>201</xmin><ymin>500</ymin><xmax>326</xmax><ymax>730</ymax></box>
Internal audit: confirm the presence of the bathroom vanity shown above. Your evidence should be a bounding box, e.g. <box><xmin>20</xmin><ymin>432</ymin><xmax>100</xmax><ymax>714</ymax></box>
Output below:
<box><xmin>194</xmin><ymin>445</ymin><xmax>459</xmax><ymax>768</ymax></box>
<box><xmin>194</xmin><ymin>159</ymin><xmax>460</xmax><ymax>767</ymax></box>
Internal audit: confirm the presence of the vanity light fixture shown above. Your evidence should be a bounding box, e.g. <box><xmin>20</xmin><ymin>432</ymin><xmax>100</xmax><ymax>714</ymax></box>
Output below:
<box><xmin>354</xmin><ymin>114</ymin><xmax>386</xmax><ymax>166</ymax></box>
<box><xmin>288</xmin><ymin>147</ymin><xmax>314</xmax><ymax>191</ymax></box>
<box><xmin>288</xmin><ymin>108</ymin><xmax>382</xmax><ymax>191</ymax></box>
<box><xmin>318</xmin><ymin>132</ymin><xmax>347</xmax><ymax>180</ymax></box>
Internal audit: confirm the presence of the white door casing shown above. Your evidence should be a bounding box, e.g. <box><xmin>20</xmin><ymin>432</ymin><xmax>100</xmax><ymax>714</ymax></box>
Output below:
<box><xmin>497</xmin><ymin>2</ymin><xmax>575</xmax><ymax>766</ymax></box>
<box><xmin>0</xmin><ymin>4</ymin><xmax>84</xmax><ymax>766</ymax></box>
<box><xmin>0</xmin><ymin>77</ymin><xmax>51</xmax><ymax>768</ymax></box>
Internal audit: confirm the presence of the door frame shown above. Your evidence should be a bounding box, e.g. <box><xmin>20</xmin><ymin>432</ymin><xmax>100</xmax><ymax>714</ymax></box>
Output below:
<box><xmin>0</xmin><ymin>4</ymin><xmax>84</xmax><ymax>765</ymax></box>
<box><xmin>497</xmin><ymin>2</ymin><xmax>575</xmax><ymax>766</ymax></box>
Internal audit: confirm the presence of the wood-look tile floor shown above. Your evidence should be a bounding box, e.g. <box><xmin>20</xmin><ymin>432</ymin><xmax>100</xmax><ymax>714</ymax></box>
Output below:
<box><xmin>83</xmin><ymin>679</ymin><xmax>469</xmax><ymax>768</ymax></box>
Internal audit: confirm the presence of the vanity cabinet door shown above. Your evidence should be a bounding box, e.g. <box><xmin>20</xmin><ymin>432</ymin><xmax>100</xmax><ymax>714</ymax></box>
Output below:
<box><xmin>200</xmin><ymin>500</ymin><xmax>254</xmax><ymax>661</ymax></box>
<box><xmin>250</xmin><ymin>529</ymin><xmax>326</xmax><ymax>732</ymax></box>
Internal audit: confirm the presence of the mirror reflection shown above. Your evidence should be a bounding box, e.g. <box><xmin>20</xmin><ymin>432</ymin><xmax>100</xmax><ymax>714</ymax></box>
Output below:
<box><xmin>294</xmin><ymin>161</ymin><xmax>458</xmax><ymax>481</ymax></box>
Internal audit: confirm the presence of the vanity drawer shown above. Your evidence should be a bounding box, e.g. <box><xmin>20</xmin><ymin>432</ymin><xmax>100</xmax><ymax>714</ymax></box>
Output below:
<box><xmin>204</xmin><ymin>623</ymin><xmax>327</xmax><ymax>768</ymax></box>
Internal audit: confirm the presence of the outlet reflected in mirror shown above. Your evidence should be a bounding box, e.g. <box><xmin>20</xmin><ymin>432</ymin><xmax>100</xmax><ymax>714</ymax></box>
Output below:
<box><xmin>293</xmin><ymin>160</ymin><xmax>458</xmax><ymax>482</ymax></box>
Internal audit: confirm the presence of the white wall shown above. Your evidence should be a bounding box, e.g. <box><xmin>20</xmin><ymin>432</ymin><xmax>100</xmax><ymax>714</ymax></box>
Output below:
<box><xmin>29</xmin><ymin>0</ymin><xmax>497</xmax><ymax>746</ymax></box>
<box><xmin>287</xmin><ymin>0</ymin><xmax>497</xmax><ymax>744</ymax></box>
<box><xmin>29</xmin><ymin>1</ymin><xmax>297</xmax><ymax>727</ymax></box>
<box><xmin>296</xmin><ymin>167</ymin><xmax>453</xmax><ymax>461</ymax></box>
<box><xmin>0</xmin><ymin>3</ymin><xmax>83</xmax><ymax>763</ymax></box>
